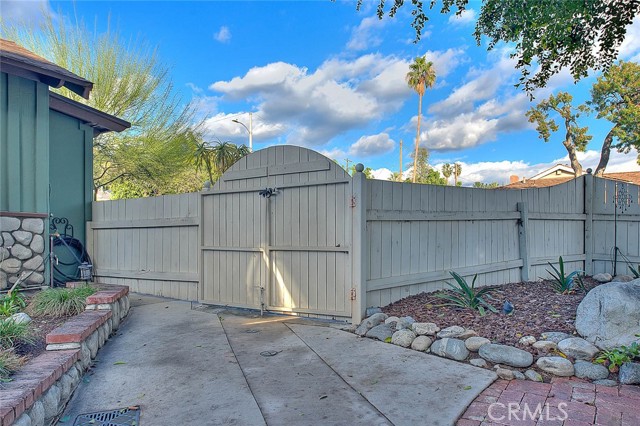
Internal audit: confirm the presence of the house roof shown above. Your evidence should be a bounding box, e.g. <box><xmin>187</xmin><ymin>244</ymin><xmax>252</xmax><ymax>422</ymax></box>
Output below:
<box><xmin>49</xmin><ymin>92</ymin><xmax>130</xmax><ymax>136</ymax></box>
<box><xmin>503</xmin><ymin>171</ymin><xmax>640</xmax><ymax>189</ymax></box>
<box><xmin>0</xmin><ymin>38</ymin><xmax>93</xmax><ymax>99</ymax></box>
<box><xmin>528</xmin><ymin>164</ymin><xmax>575</xmax><ymax>180</ymax></box>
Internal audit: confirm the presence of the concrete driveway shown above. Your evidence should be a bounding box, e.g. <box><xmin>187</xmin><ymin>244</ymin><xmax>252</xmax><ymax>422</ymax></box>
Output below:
<box><xmin>60</xmin><ymin>295</ymin><xmax>496</xmax><ymax>426</ymax></box>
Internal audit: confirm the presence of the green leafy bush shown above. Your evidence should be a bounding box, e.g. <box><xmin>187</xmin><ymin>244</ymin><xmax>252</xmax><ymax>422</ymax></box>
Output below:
<box><xmin>0</xmin><ymin>348</ymin><xmax>26</xmax><ymax>381</ymax></box>
<box><xmin>629</xmin><ymin>263</ymin><xmax>640</xmax><ymax>279</ymax></box>
<box><xmin>0</xmin><ymin>319</ymin><xmax>34</xmax><ymax>348</ymax></box>
<box><xmin>595</xmin><ymin>341</ymin><xmax>640</xmax><ymax>373</ymax></box>
<box><xmin>545</xmin><ymin>256</ymin><xmax>585</xmax><ymax>294</ymax></box>
<box><xmin>29</xmin><ymin>286</ymin><xmax>96</xmax><ymax>317</ymax></box>
<box><xmin>0</xmin><ymin>292</ymin><xmax>27</xmax><ymax>318</ymax></box>
<box><xmin>435</xmin><ymin>272</ymin><xmax>497</xmax><ymax>316</ymax></box>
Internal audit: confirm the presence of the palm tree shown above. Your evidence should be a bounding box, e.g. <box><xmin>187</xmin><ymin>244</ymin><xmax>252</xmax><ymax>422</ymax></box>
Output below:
<box><xmin>406</xmin><ymin>57</ymin><xmax>436</xmax><ymax>183</ymax></box>
<box><xmin>453</xmin><ymin>163</ymin><xmax>462</xmax><ymax>186</ymax></box>
<box><xmin>442</xmin><ymin>163</ymin><xmax>452</xmax><ymax>185</ymax></box>
<box><xmin>194</xmin><ymin>140</ymin><xmax>250</xmax><ymax>185</ymax></box>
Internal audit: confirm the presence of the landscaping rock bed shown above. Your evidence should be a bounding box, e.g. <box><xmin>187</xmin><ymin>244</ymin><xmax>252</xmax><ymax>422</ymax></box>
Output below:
<box><xmin>357</xmin><ymin>275</ymin><xmax>640</xmax><ymax>387</ymax></box>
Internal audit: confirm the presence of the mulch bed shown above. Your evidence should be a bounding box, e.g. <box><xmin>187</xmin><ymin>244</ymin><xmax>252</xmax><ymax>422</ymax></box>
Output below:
<box><xmin>13</xmin><ymin>313</ymin><xmax>72</xmax><ymax>360</ymax></box>
<box><xmin>382</xmin><ymin>276</ymin><xmax>602</xmax><ymax>355</ymax></box>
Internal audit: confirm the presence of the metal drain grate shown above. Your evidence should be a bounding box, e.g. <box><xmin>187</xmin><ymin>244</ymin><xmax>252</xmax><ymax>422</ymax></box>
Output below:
<box><xmin>73</xmin><ymin>407</ymin><xmax>140</xmax><ymax>426</ymax></box>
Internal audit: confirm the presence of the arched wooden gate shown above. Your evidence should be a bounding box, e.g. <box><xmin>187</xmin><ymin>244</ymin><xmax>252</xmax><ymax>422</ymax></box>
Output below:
<box><xmin>200</xmin><ymin>146</ymin><xmax>353</xmax><ymax>320</ymax></box>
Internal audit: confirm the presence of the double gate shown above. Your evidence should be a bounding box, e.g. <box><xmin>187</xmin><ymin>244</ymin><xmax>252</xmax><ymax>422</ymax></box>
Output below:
<box><xmin>200</xmin><ymin>146</ymin><xmax>353</xmax><ymax>320</ymax></box>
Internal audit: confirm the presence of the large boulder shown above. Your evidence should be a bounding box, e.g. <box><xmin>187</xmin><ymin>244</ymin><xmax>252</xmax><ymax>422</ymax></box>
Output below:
<box><xmin>354</xmin><ymin>313</ymin><xmax>388</xmax><ymax>336</ymax></box>
<box><xmin>575</xmin><ymin>279</ymin><xmax>640</xmax><ymax>350</ymax></box>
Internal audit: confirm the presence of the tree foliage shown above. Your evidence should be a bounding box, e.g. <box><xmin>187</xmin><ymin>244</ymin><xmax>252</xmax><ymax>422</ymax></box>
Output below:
<box><xmin>195</xmin><ymin>141</ymin><xmax>250</xmax><ymax>184</ymax></box>
<box><xmin>2</xmin><ymin>12</ymin><xmax>201</xmax><ymax>199</ymax></box>
<box><xmin>527</xmin><ymin>61</ymin><xmax>640</xmax><ymax>176</ymax></box>
<box><xmin>408</xmin><ymin>147</ymin><xmax>447</xmax><ymax>185</ymax></box>
<box><xmin>526</xmin><ymin>92</ymin><xmax>591</xmax><ymax>176</ymax></box>
<box><xmin>473</xmin><ymin>181</ymin><xmax>500</xmax><ymax>189</ymax></box>
<box><xmin>441</xmin><ymin>163</ymin><xmax>453</xmax><ymax>185</ymax></box>
<box><xmin>406</xmin><ymin>57</ymin><xmax>436</xmax><ymax>183</ymax></box>
<box><xmin>360</xmin><ymin>0</ymin><xmax>640</xmax><ymax>93</ymax></box>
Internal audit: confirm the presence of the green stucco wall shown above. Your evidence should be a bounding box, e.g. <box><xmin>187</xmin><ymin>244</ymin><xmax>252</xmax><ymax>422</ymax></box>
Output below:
<box><xmin>49</xmin><ymin>110</ymin><xmax>93</xmax><ymax>246</ymax></box>
<box><xmin>0</xmin><ymin>72</ymin><xmax>50</xmax><ymax>213</ymax></box>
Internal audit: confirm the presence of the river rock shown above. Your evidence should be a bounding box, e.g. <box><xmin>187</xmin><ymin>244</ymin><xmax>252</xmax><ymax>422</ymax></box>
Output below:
<box><xmin>575</xmin><ymin>279</ymin><xmax>640</xmax><ymax>350</ymax></box>
<box><xmin>0</xmin><ymin>258</ymin><xmax>21</xmax><ymax>274</ymax></box>
<box><xmin>411</xmin><ymin>335</ymin><xmax>432</xmax><ymax>351</ymax></box>
<box><xmin>465</xmin><ymin>336</ymin><xmax>490</xmax><ymax>351</ymax></box>
<box><xmin>395</xmin><ymin>316</ymin><xmax>415</xmax><ymax>330</ymax></box>
<box><xmin>436</xmin><ymin>325</ymin><xmax>466</xmax><ymax>339</ymax></box>
<box><xmin>0</xmin><ymin>217</ymin><xmax>20</xmax><ymax>232</ymax></box>
<box><xmin>593</xmin><ymin>273</ymin><xmax>612</xmax><ymax>283</ymax></box>
<box><xmin>430</xmin><ymin>338</ymin><xmax>469</xmax><ymax>361</ymax></box>
<box><xmin>365</xmin><ymin>307</ymin><xmax>382</xmax><ymax>316</ymax></box>
<box><xmin>619</xmin><ymin>362</ymin><xmax>640</xmax><ymax>384</ymax></box>
<box><xmin>593</xmin><ymin>379</ymin><xmax>617</xmax><ymax>387</ymax></box>
<box><xmin>518</xmin><ymin>336</ymin><xmax>536</xmax><ymax>346</ymax></box>
<box><xmin>573</xmin><ymin>360</ymin><xmax>609</xmax><ymax>380</ymax></box>
<box><xmin>12</xmin><ymin>230</ymin><xmax>33</xmax><ymax>245</ymax></box>
<box><xmin>457</xmin><ymin>329</ymin><xmax>478</xmax><ymax>339</ymax></box>
<box><xmin>513</xmin><ymin>371</ymin><xmax>526</xmax><ymax>380</ymax></box>
<box><xmin>540</xmin><ymin>331</ymin><xmax>572</xmax><ymax>343</ymax></box>
<box><xmin>384</xmin><ymin>316</ymin><xmax>400</xmax><ymax>325</ymax></box>
<box><xmin>391</xmin><ymin>329</ymin><xmax>416</xmax><ymax>347</ymax></box>
<box><xmin>412</xmin><ymin>322</ymin><xmax>440</xmax><ymax>336</ymax></box>
<box><xmin>478</xmin><ymin>343</ymin><xmax>534</xmax><ymax>368</ymax></box>
<box><xmin>22</xmin><ymin>218</ymin><xmax>43</xmax><ymax>234</ymax></box>
<box><xmin>496</xmin><ymin>367</ymin><xmax>515</xmax><ymax>380</ymax></box>
<box><xmin>532</xmin><ymin>340</ymin><xmax>558</xmax><ymax>351</ymax></box>
<box><xmin>365</xmin><ymin>324</ymin><xmax>395</xmax><ymax>342</ymax></box>
<box><xmin>355</xmin><ymin>313</ymin><xmax>388</xmax><ymax>336</ymax></box>
<box><xmin>9</xmin><ymin>312</ymin><xmax>32</xmax><ymax>325</ymax></box>
<box><xmin>536</xmin><ymin>356</ymin><xmax>574</xmax><ymax>376</ymax></box>
<box><xmin>30</xmin><ymin>234</ymin><xmax>44</xmax><ymax>254</ymax></box>
<box><xmin>612</xmin><ymin>275</ymin><xmax>635</xmax><ymax>283</ymax></box>
<box><xmin>11</xmin><ymin>244</ymin><xmax>32</xmax><ymax>260</ymax></box>
<box><xmin>557</xmin><ymin>337</ymin><xmax>600</xmax><ymax>360</ymax></box>
<box><xmin>525</xmin><ymin>370</ymin><xmax>544</xmax><ymax>382</ymax></box>
<box><xmin>470</xmin><ymin>358</ymin><xmax>487</xmax><ymax>368</ymax></box>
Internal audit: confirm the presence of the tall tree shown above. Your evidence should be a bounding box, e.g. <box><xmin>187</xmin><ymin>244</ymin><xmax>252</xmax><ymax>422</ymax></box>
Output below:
<box><xmin>408</xmin><ymin>147</ymin><xmax>446</xmax><ymax>185</ymax></box>
<box><xmin>526</xmin><ymin>92</ymin><xmax>592</xmax><ymax>176</ymax></box>
<box><xmin>442</xmin><ymin>163</ymin><xmax>453</xmax><ymax>185</ymax></box>
<box><xmin>453</xmin><ymin>163</ymin><xmax>462</xmax><ymax>186</ymax></box>
<box><xmin>2</xmin><ymin>12</ymin><xmax>200</xmax><ymax>199</ymax></box>
<box><xmin>388</xmin><ymin>172</ymin><xmax>403</xmax><ymax>182</ymax></box>
<box><xmin>590</xmin><ymin>61</ymin><xmax>640</xmax><ymax>175</ymax></box>
<box><xmin>359</xmin><ymin>0</ymin><xmax>640</xmax><ymax>94</ymax></box>
<box><xmin>406</xmin><ymin>57</ymin><xmax>436</xmax><ymax>183</ymax></box>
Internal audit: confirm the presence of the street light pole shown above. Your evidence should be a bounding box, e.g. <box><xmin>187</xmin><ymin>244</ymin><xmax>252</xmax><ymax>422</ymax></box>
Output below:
<box><xmin>232</xmin><ymin>112</ymin><xmax>253</xmax><ymax>152</ymax></box>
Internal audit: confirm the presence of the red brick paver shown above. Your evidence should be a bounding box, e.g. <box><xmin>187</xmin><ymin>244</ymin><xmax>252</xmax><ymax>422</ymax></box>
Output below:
<box><xmin>457</xmin><ymin>377</ymin><xmax>640</xmax><ymax>426</ymax></box>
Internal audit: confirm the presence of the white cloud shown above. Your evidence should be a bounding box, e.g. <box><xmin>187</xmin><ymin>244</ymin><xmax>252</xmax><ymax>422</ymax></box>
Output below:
<box><xmin>0</xmin><ymin>0</ymin><xmax>50</xmax><ymax>23</ymax></box>
<box><xmin>448</xmin><ymin>9</ymin><xmax>477</xmax><ymax>26</ymax></box>
<box><xmin>349</xmin><ymin>133</ymin><xmax>395</xmax><ymax>157</ymax></box>
<box><xmin>319</xmin><ymin>147</ymin><xmax>348</xmax><ymax>162</ymax></box>
<box><xmin>202</xmin><ymin>112</ymin><xmax>285</xmax><ymax>144</ymax></box>
<box><xmin>347</xmin><ymin>16</ymin><xmax>386</xmax><ymax>51</ymax></box>
<box><xmin>214</xmin><ymin>26</ymin><xmax>231</xmax><ymax>43</ymax></box>
<box><xmin>423</xmin><ymin>48</ymin><xmax>467</xmax><ymax>78</ymax></box>
<box><xmin>371</xmin><ymin>167</ymin><xmax>393</xmax><ymax>180</ymax></box>
<box><xmin>618</xmin><ymin>17</ymin><xmax>640</xmax><ymax>60</ymax></box>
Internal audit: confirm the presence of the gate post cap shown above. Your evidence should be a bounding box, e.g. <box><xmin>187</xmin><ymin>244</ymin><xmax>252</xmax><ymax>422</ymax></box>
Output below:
<box><xmin>355</xmin><ymin>163</ymin><xmax>365</xmax><ymax>173</ymax></box>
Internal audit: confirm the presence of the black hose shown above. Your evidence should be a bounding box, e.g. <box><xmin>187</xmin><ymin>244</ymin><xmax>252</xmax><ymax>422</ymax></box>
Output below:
<box><xmin>52</xmin><ymin>236</ymin><xmax>91</xmax><ymax>287</ymax></box>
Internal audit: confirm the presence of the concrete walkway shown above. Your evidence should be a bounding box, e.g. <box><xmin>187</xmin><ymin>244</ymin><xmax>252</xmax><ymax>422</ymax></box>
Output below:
<box><xmin>61</xmin><ymin>295</ymin><xmax>496</xmax><ymax>426</ymax></box>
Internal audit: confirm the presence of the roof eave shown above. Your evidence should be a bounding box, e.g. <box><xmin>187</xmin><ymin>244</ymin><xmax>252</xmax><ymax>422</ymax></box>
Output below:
<box><xmin>49</xmin><ymin>92</ymin><xmax>130</xmax><ymax>136</ymax></box>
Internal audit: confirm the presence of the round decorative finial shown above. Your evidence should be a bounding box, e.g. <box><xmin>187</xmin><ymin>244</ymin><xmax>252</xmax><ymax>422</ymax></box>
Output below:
<box><xmin>203</xmin><ymin>180</ymin><xmax>211</xmax><ymax>190</ymax></box>
<box><xmin>586</xmin><ymin>168</ymin><xmax>593</xmax><ymax>175</ymax></box>
<box><xmin>355</xmin><ymin>163</ymin><xmax>365</xmax><ymax>173</ymax></box>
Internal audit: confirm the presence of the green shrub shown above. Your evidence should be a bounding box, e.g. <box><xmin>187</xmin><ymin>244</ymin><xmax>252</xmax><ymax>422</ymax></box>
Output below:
<box><xmin>595</xmin><ymin>340</ymin><xmax>640</xmax><ymax>373</ymax></box>
<box><xmin>0</xmin><ymin>292</ymin><xmax>27</xmax><ymax>318</ymax></box>
<box><xmin>0</xmin><ymin>348</ymin><xmax>26</xmax><ymax>381</ymax></box>
<box><xmin>545</xmin><ymin>256</ymin><xmax>585</xmax><ymax>294</ymax></box>
<box><xmin>28</xmin><ymin>286</ymin><xmax>96</xmax><ymax>317</ymax></box>
<box><xmin>629</xmin><ymin>263</ymin><xmax>640</xmax><ymax>279</ymax></box>
<box><xmin>435</xmin><ymin>272</ymin><xmax>497</xmax><ymax>316</ymax></box>
<box><xmin>0</xmin><ymin>319</ymin><xmax>34</xmax><ymax>348</ymax></box>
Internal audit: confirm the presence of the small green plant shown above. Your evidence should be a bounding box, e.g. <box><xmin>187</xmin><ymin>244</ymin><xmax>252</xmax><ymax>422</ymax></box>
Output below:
<box><xmin>435</xmin><ymin>272</ymin><xmax>497</xmax><ymax>316</ymax></box>
<box><xmin>545</xmin><ymin>256</ymin><xmax>585</xmax><ymax>294</ymax></box>
<box><xmin>28</xmin><ymin>286</ymin><xmax>96</xmax><ymax>317</ymax></box>
<box><xmin>0</xmin><ymin>292</ymin><xmax>27</xmax><ymax>318</ymax></box>
<box><xmin>629</xmin><ymin>263</ymin><xmax>640</xmax><ymax>279</ymax></box>
<box><xmin>0</xmin><ymin>348</ymin><xmax>26</xmax><ymax>381</ymax></box>
<box><xmin>0</xmin><ymin>318</ymin><xmax>35</xmax><ymax>348</ymax></box>
<box><xmin>595</xmin><ymin>341</ymin><xmax>640</xmax><ymax>373</ymax></box>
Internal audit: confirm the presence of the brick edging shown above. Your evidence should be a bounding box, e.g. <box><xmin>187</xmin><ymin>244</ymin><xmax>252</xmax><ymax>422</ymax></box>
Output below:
<box><xmin>1</xmin><ymin>285</ymin><xmax>130</xmax><ymax>426</ymax></box>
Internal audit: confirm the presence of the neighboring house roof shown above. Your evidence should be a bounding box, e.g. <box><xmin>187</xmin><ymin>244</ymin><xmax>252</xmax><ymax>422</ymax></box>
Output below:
<box><xmin>528</xmin><ymin>164</ymin><xmax>575</xmax><ymax>180</ymax></box>
<box><xmin>504</xmin><ymin>168</ymin><xmax>640</xmax><ymax>189</ymax></box>
<box><xmin>49</xmin><ymin>92</ymin><xmax>130</xmax><ymax>136</ymax></box>
<box><xmin>0</xmin><ymin>38</ymin><xmax>93</xmax><ymax>99</ymax></box>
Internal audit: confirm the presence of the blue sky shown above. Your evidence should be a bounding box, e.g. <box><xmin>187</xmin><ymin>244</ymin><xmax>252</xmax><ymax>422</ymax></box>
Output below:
<box><xmin>4</xmin><ymin>0</ymin><xmax>640</xmax><ymax>184</ymax></box>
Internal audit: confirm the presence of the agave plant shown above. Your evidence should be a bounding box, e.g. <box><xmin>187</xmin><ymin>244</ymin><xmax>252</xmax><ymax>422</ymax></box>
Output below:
<box><xmin>545</xmin><ymin>256</ymin><xmax>585</xmax><ymax>294</ymax></box>
<box><xmin>435</xmin><ymin>272</ymin><xmax>497</xmax><ymax>316</ymax></box>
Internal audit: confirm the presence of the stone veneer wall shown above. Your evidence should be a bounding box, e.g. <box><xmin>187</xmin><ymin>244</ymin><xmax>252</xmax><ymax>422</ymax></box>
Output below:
<box><xmin>0</xmin><ymin>214</ymin><xmax>47</xmax><ymax>290</ymax></box>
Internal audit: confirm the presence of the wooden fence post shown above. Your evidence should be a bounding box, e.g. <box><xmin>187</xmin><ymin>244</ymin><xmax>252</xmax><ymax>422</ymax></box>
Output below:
<box><xmin>517</xmin><ymin>202</ymin><xmax>531</xmax><ymax>281</ymax></box>
<box><xmin>352</xmin><ymin>164</ymin><xmax>367</xmax><ymax>323</ymax></box>
<box><xmin>584</xmin><ymin>173</ymin><xmax>594</xmax><ymax>275</ymax></box>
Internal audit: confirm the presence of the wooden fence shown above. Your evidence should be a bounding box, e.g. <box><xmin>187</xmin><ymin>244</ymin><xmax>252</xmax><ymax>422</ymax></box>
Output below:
<box><xmin>88</xmin><ymin>165</ymin><xmax>640</xmax><ymax>320</ymax></box>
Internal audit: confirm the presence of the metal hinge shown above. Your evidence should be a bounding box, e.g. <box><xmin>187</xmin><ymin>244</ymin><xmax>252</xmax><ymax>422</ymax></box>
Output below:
<box><xmin>350</xmin><ymin>288</ymin><xmax>357</xmax><ymax>300</ymax></box>
<box><xmin>350</xmin><ymin>196</ymin><xmax>357</xmax><ymax>208</ymax></box>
